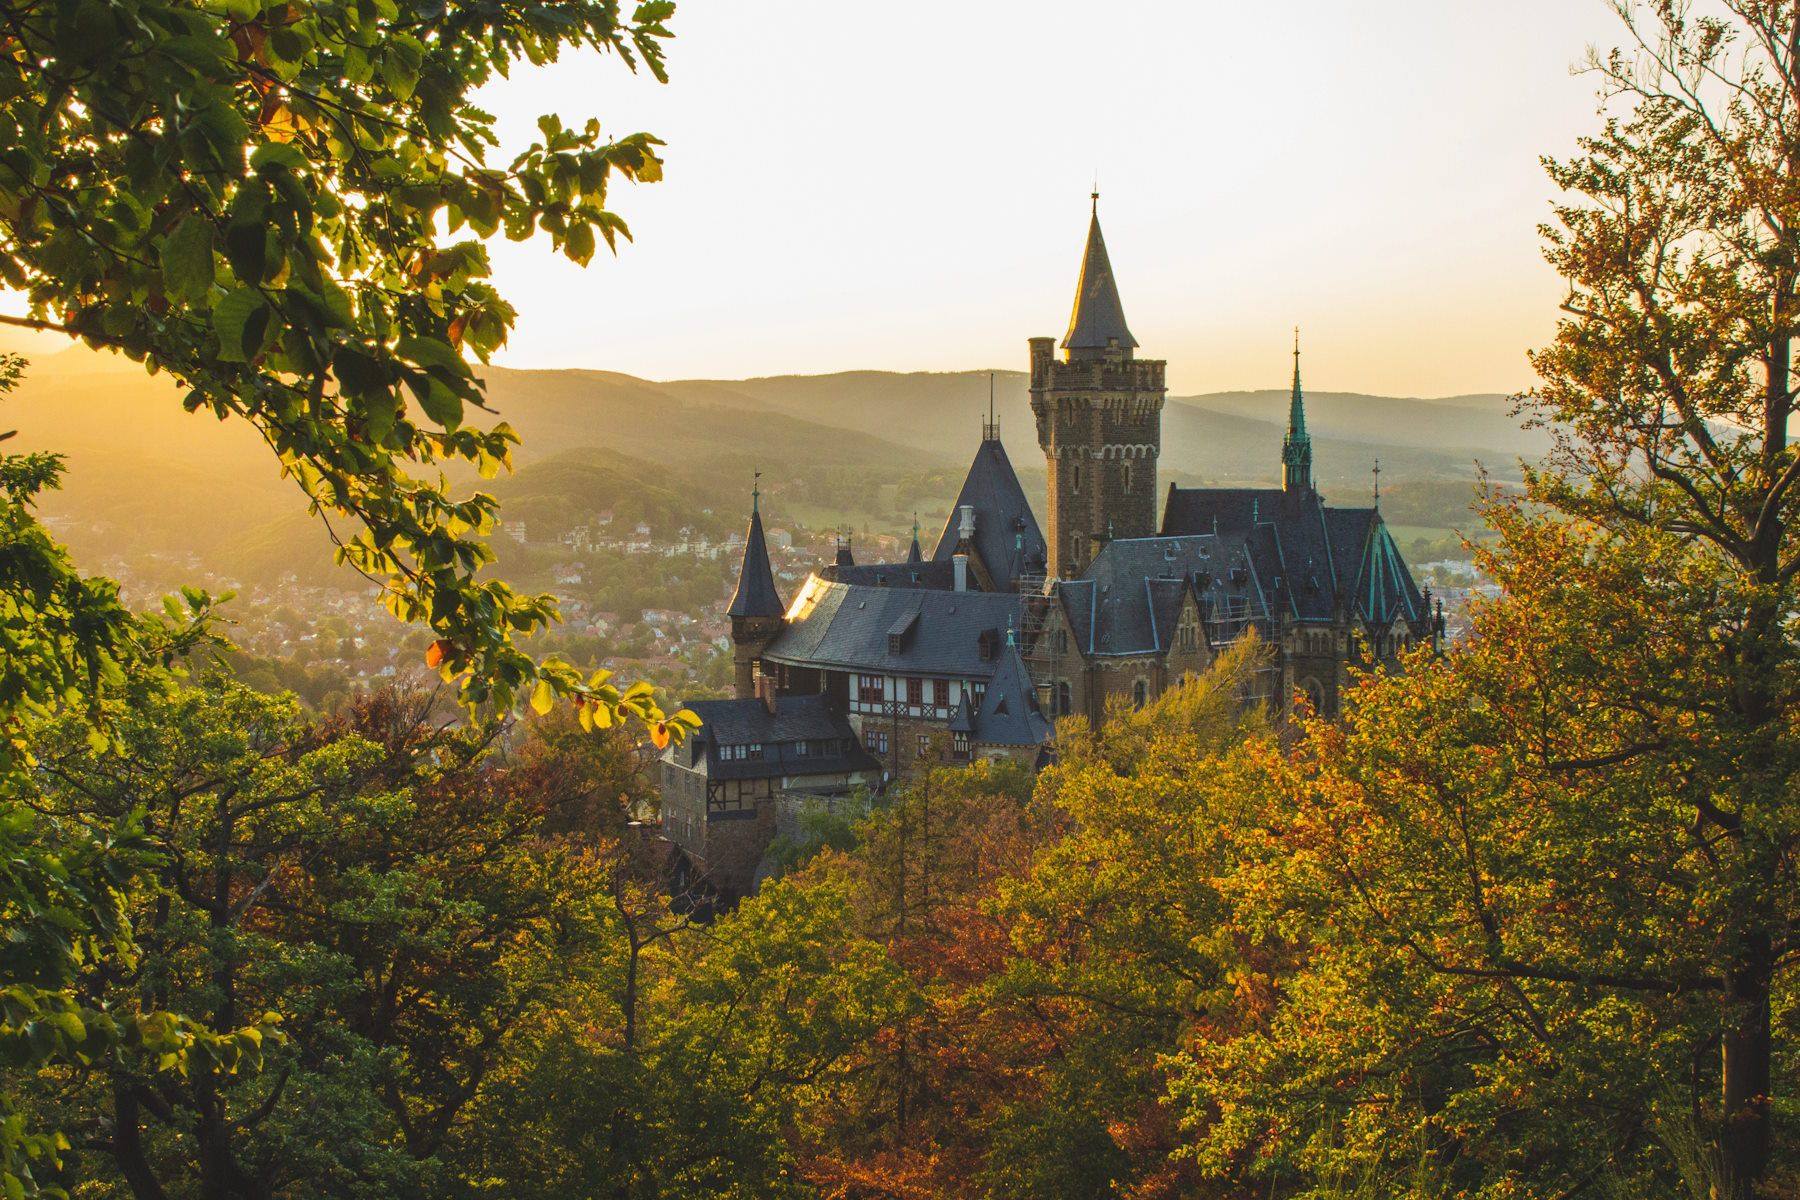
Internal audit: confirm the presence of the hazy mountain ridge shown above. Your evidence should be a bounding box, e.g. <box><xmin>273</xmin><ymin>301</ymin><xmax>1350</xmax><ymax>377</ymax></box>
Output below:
<box><xmin>5</xmin><ymin>347</ymin><xmax>1528</xmax><ymax>599</ymax></box>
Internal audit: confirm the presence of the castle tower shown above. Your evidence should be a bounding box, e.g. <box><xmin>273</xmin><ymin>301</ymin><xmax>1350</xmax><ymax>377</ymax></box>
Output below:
<box><xmin>1030</xmin><ymin>196</ymin><xmax>1167</xmax><ymax>578</ymax></box>
<box><xmin>1283</xmin><ymin>329</ymin><xmax>1313</xmax><ymax>494</ymax></box>
<box><xmin>727</xmin><ymin>481</ymin><xmax>786</xmax><ymax>699</ymax></box>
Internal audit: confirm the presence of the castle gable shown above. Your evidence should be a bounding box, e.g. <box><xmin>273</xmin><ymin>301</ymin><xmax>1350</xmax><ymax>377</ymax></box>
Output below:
<box><xmin>1162</xmin><ymin>485</ymin><xmax>1425</xmax><ymax>627</ymax></box>
<box><xmin>929</xmin><ymin>437</ymin><xmax>1046</xmax><ymax>588</ymax></box>
<box><xmin>764</xmin><ymin>577</ymin><xmax>1021</xmax><ymax>679</ymax></box>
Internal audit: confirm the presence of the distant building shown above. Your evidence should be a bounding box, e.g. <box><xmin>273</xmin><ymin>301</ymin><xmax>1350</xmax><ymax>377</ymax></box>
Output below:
<box><xmin>661</xmin><ymin>197</ymin><xmax>1441</xmax><ymax>903</ymax></box>
<box><xmin>659</xmin><ymin>689</ymin><xmax>882</xmax><ymax>905</ymax></box>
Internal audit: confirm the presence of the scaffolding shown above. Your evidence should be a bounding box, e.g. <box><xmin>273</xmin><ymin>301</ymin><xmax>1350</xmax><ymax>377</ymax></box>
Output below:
<box><xmin>1015</xmin><ymin>572</ymin><xmax>1062</xmax><ymax>716</ymax></box>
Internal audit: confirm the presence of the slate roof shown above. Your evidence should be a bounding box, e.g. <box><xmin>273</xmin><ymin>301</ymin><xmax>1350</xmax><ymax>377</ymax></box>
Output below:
<box><xmin>1063</xmin><ymin>207</ymin><xmax>1138</xmax><ymax>353</ymax></box>
<box><xmin>1061</xmin><ymin>534</ymin><xmax>1267</xmax><ymax>656</ymax></box>
<box><xmin>727</xmin><ymin>506</ymin><xmax>785</xmax><ymax>619</ymax></box>
<box><xmin>929</xmin><ymin>437</ymin><xmax>1047</xmax><ymax>588</ymax></box>
<box><xmin>764</xmin><ymin>577</ymin><xmax>1020</xmax><ymax>678</ymax></box>
<box><xmin>1159</xmin><ymin>485</ymin><xmax>1424</xmax><ymax>627</ymax></box>
<box><xmin>973</xmin><ymin>642</ymin><xmax>1053</xmax><ymax>746</ymax></box>
<box><xmin>679</xmin><ymin>693</ymin><xmax>880</xmax><ymax>782</ymax></box>
<box><xmin>821</xmin><ymin>559</ymin><xmax>958</xmax><ymax>590</ymax></box>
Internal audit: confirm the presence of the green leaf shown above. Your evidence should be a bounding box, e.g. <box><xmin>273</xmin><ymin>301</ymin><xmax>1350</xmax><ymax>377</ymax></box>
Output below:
<box><xmin>161</xmin><ymin>216</ymin><xmax>215</xmax><ymax>302</ymax></box>
<box><xmin>396</xmin><ymin>335</ymin><xmax>470</xmax><ymax>377</ymax></box>
<box><xmin>213</xmin><ymin>289</ymin><xmax>270</xmax><ymax>362</ymax></box>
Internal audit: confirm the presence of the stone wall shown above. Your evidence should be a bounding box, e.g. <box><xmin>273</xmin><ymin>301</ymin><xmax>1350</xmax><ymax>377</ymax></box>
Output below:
<box><xmin>1028</xmin><ymin>336</ymin><xmax>1168</xmax><ymax>578</ymax></box>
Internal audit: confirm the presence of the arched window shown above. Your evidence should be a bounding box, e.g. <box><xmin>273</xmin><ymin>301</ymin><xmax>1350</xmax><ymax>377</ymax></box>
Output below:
<box><xmin>1055</xmin><ymin>681</ymin><xmax>1072</xmax><ymax>715</ymax></box>
<box><xmin>1071</xmin><ymin>464</ymin><xmax>1081</xmax><ymax>493</ymax></box>
<box><xmin>1121</xmin><ymin>461</ymin><xmax>1133</xmax><ymax>492</ymax></box>
<box><xmin>1132</xmin><ymin>679</ymin><xmax>1147</xmax><ymax>708</ymax></box>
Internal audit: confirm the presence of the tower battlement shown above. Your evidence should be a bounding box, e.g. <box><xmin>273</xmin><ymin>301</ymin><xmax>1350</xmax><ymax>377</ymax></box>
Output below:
<box><xmin>1030</xmin><ymin>205</ymin><xmax>1168</xmax><ymax>578</ymax></box>
<box><xmin>1029</xmin><ymin>337</ymin><xmax>1165</xmax><ymax>393</ymax></box>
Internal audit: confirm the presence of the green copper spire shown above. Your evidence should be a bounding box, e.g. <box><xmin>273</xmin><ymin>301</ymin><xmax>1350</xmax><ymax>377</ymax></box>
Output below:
<box><xmin>1282</xmin><ymin>327</ymin><xmax>1313</xmax><ymax>494</ymax></box>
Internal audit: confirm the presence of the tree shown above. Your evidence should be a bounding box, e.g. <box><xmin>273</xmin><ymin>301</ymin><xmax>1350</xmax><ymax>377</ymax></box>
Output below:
<box><xmin>1</xmin><ymin>352</ymin><xmax>275</xmax><ymax>1198</ymax></box>
<box><xmin>0</xmin><ymin>0</ymin><xmax>692</xmax><ymax>732</ymax></box>
<box><xmin>1518</xmin><ymin>3</ymin><xmax>1800</xmax><ymax>1192</ymax></box>
<box><xmin>18</xmin><ymin>681</ymin><xmax>635</xmax><ymax>1198</ymax></box>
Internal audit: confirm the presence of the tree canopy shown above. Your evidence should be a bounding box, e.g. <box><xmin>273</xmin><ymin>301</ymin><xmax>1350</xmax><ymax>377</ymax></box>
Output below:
<box><xmin>0</xmin><ymin>0</ymin><xmax>691</xmax><ymax>732</ymax></box>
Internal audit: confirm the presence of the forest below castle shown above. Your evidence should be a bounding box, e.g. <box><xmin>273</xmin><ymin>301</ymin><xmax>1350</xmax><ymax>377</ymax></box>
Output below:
<box><xmin>1</xmin><ymin>1</ymin><xmax>1796</xmax><ymax>1199</ymax></box>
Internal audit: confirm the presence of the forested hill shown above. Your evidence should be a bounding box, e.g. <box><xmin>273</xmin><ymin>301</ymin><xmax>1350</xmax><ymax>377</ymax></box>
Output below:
<box><xmin>5</xmin><ymin>344</ymin><xmax>1533</xmax><ymax>596</ymax></box>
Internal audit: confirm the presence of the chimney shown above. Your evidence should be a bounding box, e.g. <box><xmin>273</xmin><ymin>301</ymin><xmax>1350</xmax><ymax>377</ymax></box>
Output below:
<box><xmin>953</xmin><ymin>553</ymin><xmax>968</xmax><ymax>592</ymax></box>
<box><xmin>756</xmin><ymin>672</ymin><xmax>778</xmax><ymax>715</ymax></box>
<box><xmin>958</xmin><ymin>504</ymin><xmax>976</xmax><ymax>541</ymax></box>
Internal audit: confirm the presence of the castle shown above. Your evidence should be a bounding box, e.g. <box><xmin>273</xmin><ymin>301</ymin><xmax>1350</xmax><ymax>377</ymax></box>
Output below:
<box><xmin>660</xmin><ymin>199</ymin><xmax>1441</xmax><ymax>904</ymax></box>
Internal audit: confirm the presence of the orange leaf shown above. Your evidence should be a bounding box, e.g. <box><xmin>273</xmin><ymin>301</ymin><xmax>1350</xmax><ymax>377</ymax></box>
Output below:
<box><xmin>425</xmin><ymin>639</ymin><xmax>451</xmax><ymax>669</ymax></box>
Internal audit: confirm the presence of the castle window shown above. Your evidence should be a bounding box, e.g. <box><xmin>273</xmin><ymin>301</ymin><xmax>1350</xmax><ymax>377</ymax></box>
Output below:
<box><xmin>1072</xmin><ymin>464</ymin><xmax>1081</xmax><ymax>493</ymax></box>
<box><xmin>1122</xmin><ymin>462</ymin><xmax>1133</xmax><ymax>492</ymax></box>
<box><xmin>1133</xmin><ymin>680</ymin><xmax>1148</xmax><ymax>708</ymax></box>
<box><xmin>906</xmin><ymin>677</ymin><xmax>923</xmax><ymax>707</ymax></box>
<box><xmin>1055</xmin><ymin>681</ymin><xmax>1073</xmax><ymax>715</ymax></box>
<box><xmin>794</xmin><ymin>740</ymin><xmax>810</xmax><ymax>759</ymax></box>
<box><xmin>858</xmin><ymin>674</ymin><xmax>884</xmax><ymax>705</ymax></box>
<box><xmin>865</xmin><ymin>729</ymin><xmax>888</xmax><ymax>755</ymax></box>
<box><xmin>952</xmin><ymin>730</ymin><xmax>970</xmax><ymax>759</ymax></box>
<box><xmin>917</xmin><ymin>734</ymin><xmax>931</xmax><ymax>758</ymax></box>
<box><xmin>928</xmin><ymin>678</ymin><xmax>944</xmax><ymax>709</ymax></box>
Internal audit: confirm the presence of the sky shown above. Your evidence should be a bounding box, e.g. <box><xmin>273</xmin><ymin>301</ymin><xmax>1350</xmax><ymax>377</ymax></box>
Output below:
<box><xmin>472</xmin><ymin>0</ymin><xmax>1633</xmax><ymax>397</ymax></box>
<box><xmin>0</xmin><ymin>2</ymin><xmax>1638</xmax><ymax>398</ymax></box>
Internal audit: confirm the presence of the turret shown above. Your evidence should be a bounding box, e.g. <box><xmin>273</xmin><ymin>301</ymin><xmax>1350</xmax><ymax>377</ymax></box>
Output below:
<box><xmin>728</xmin><ymin>481</ymin><xmax>786</xmax><ymax>699</ymax></box>
<box><xmin>1030</xmin><ymin>195</ymin><xmax>1166</xmax><ymax>577</ymax></box>
<box><xmin>1283</xmin><ymin>329</ymin><xmax>1313</xmax><ymax>494</ymax></box>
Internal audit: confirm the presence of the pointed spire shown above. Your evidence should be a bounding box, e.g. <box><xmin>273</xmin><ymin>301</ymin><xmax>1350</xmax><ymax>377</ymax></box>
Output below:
<box><xmin>1372</xmin><ymin>458</ymin><xmax>1381</xmax><ymax>511</ymax></box>
<box><xmin>1282</xmin><ymin>327</ymin><xmax>1314</xmax><ymax>494</ymax></box>
<box><xmin>1061</xmin><ymin>195</ymin><xmax>1137</xmax><ymax>358</ymax></box>
<box><xmin>907</xmin><ymin>513</ymin><xmax>922</xmax><ymax>564</ymax></box>
<box><xmin>727</xmin><ymin>480</ymin><xmax>784</xmax><ymax>619</ymax></box>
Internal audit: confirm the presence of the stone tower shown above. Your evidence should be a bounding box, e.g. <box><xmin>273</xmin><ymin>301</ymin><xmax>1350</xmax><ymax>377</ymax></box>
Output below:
<box><xmin>1283</xmin><ymin>329</ymin><xmax>1313</xmax><ymax>494</ymax></box>
<box><xmin>1030</xmin><ymin>196</ymin><xmax>1167</xmax><ymax>578</ymax></box>
<box><xmin>727</xmin><ymin>482</ymin><xmax>786</xmax><ymax>699</ymax></box>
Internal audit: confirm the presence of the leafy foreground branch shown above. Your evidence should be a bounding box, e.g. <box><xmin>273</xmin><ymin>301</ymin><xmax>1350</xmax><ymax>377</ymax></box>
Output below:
<box><xmin>0</xmin><ymin>0</ymin><xmax>693</xmax><ymax>733</ymax></box>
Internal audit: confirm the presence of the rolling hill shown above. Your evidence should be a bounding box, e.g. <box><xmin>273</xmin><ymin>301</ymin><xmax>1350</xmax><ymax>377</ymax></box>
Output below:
<box><xmin>4</xmin><ymin>341</ymin><xmax>1536</xmax><ymax>600</ymax></box>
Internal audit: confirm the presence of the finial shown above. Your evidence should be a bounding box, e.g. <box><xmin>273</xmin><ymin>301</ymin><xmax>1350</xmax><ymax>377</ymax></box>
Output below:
<box><xmin>752</xmin><ymin>469</ymin><xmax>761</xmax><ymax>514</ymax></box>
<box><xmin>912</xmin><ymin>511</ymin><xmax>919</xmax><ymax>540</ymax></box>
<box><xmin>1091</xmin><ymin>174</ymin><xmax>1099</xmax><ymax>215</ymax></box>
<box><xmin>1372</xmin><ymin>458</ymin><xmax>1382</xmax><ymax>508</ymax></box>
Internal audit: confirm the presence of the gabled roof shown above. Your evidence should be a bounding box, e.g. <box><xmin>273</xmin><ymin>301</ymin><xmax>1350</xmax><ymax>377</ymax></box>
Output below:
<box><xmin>1068</xmin><ymin>534</ymin><xmax>1262</xmax><ymax>655</ymax></box>
<box><xmin>727</xmin><ymin>505</ymin><xmax>785</xmax><ymax>619</ymax></box>
<box><xmin>974</xmin><ymin>642</ymin><xmax>1053</xmax><ymax>746</ymax></box>
<box><xmin>764</xmin><ymin>577</ymin><xmax>1021</xmax><ymax>678</ymax></box>
<box><xmin>678</xmin><ymin>693</ymin><xmax>881</xmax><ymax>782</ymax></box>
<box><xmin>1062</xmin><ymin>206</ymin><xmax>1138</xmax><ymax>353</ymax></box>
<box><xmin>1160</xmin><ymin>485</ymin><xmax>1425</xmax><ymax>627</ymax></box>
<box><xmin>930</xmin><ymin>437</ymin><xmax>1046</xmax><ymax>588</ymax></box>
<box><xmin>823</xmin><ymin>559</ymin><xmax>958</xmax><ymax>590</ymax></box>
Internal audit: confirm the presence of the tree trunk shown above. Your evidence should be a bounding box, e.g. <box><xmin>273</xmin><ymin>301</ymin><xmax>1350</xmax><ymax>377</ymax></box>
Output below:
<box><xmin>1720</xmin><ymin>932</ymin><xmax>1773</xmax><ymax>1198</ymax></box>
